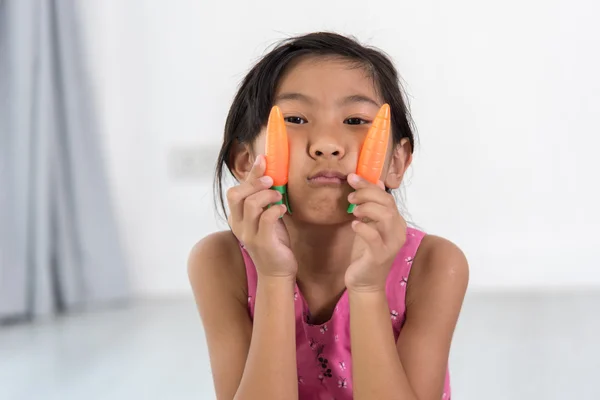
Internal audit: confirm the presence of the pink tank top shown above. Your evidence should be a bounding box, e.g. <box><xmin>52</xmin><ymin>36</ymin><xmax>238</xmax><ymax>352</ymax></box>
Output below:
<box><xmin>239</xmin><ymin>227</ymin><xmax>451</xmax><ymax>400</ymax></box>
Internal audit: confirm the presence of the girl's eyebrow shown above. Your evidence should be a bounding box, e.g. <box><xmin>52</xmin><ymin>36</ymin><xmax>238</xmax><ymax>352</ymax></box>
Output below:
<box><xmin>275</xmin><ymin>92</ymin><xmax>379</xmax><ymax>108</ymax></box>
<box><xmin>276</xmin><ymin>92</ymin><xmax>314</xmax><ymax>104</ymax></box>
<box><xmin>340</xmin><ymin>94</ymin><xmax>380</xmax><ymax>108</ymax></box>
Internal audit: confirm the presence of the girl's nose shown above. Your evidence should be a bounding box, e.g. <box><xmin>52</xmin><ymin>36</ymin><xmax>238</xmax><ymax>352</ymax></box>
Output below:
<box><xmin>309</xmin><ymin>142</ymin><xmax>345</xmax><ymax>159</ymax></box>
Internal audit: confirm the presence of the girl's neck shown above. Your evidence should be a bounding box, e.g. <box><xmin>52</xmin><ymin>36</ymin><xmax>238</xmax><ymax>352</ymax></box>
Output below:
<box><xmin>285</xmin><ymin>219</ymin><xmax>354</xmax><ymax>282</ymax></box>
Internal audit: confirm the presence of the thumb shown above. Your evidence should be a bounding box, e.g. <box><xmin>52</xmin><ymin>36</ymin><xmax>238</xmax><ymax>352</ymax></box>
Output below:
<box><xmin>246</xmin><ymin>154</ymin><xmax>267</xmax><ymax>183</ymax></box>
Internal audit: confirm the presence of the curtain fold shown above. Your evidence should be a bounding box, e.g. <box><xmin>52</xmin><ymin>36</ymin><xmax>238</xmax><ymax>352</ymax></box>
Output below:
<box><xmin>0</xmin><ymin>0</ymin><xmax>131</xmax><ymax>322</ymax></box>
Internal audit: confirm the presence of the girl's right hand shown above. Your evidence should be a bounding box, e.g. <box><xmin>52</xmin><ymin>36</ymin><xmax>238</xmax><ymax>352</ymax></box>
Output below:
<box><xmin>227</xmin><ymin>155</ymin><xmax>298</xmax><ymax>279</ymax></box>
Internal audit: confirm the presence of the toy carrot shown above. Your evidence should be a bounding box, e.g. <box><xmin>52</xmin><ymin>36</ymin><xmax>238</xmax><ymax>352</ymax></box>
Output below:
<box><xmin>265</xmin><ymin>105</ymin><xmax>291</xmax><ymax>214</ymax></box>
<box><xmin>348</xmin><ymin>103</ymin><xmax>391</xmax><ymax>213</ymax></box>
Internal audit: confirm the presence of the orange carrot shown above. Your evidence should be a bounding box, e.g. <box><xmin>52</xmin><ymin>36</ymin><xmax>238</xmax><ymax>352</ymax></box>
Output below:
<box><xmin>348</xmin><ymin>103</ymin><xmax>391</xmax><ymax>212</ymax></box>
<box><xmin>265</xmin><ymin>105</ymin><xmax>291</xmax><ymax>212</ymax></box>
<box><xmin>356</xmin><ymin>103</ymin><xmax>391</xmax><ymax>183</ymax></box>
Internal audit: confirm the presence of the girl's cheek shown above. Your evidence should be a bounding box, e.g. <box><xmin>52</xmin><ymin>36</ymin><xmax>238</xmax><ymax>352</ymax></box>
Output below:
<box><xmin>287</xmin><ymin>151</ymin><xmax>299</xmax><ymax>177</ymax></box>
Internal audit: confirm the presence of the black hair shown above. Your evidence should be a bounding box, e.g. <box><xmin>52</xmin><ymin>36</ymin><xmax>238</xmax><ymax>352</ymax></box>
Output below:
<box><xmin>213</xmin><ymin>32</ymin><xmax>416</xmax><ymax>219</ymax></box>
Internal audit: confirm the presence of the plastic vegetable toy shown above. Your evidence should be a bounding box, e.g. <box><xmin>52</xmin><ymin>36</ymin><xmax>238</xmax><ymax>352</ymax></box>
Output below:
<box><xmin>265</xmin><ymin>105</ymin><xmax>291</xmax><ymax>214</ymax></box>
<box><xmin>348</xmin><ymin>103</ymin><xmax>391</xmax><ymax>213</ymax></box>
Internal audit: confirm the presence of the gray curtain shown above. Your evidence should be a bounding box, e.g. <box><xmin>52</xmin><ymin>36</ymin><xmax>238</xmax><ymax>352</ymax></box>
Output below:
<box><xmin>0</xmin><ymin>0</ymin><xmax>130</xmax><ymax>322</ymax></box>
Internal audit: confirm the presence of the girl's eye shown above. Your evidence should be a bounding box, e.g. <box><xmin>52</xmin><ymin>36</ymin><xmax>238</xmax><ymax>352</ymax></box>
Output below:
<box><xmin>285</xmin><ymin>116</ymin><xmax>307</xmax><ymax>124</ymax></box>
<box><xmin>344</xmin><ymin>117</ymin><xmax>370</xmax><ymax>125</ymax></box>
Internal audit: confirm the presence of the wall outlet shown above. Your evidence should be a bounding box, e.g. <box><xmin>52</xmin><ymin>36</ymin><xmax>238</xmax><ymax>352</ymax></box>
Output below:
<box><xmin>167</xmin><ymin>145</ymin><xmax>218</xmax><ymax>181</ymax></box>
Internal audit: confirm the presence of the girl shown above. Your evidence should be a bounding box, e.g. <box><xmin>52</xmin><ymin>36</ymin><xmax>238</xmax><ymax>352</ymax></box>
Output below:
<box><xmin>189</xmin><ymin>32</ymin><xmax>468</xmax><ymax>400</ymax></box>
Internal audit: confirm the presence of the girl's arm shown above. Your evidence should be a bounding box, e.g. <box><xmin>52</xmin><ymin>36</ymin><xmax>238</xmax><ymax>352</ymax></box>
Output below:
<box><xmin>188</xmin><ymin>231</ymin><xmax>298</xmax><ymax>400</ymax></box>
<box><xmin>349</xmin><ymin>235</ymin><xmax>468</xmax><ymax>400</ymax></box>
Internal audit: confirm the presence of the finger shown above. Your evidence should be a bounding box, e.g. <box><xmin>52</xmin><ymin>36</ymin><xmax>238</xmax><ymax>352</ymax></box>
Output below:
<box><xmin>242</xmin><ymin>189</ymin><xmax>283</xmax><ymax>237</ymax></box>
<box><xmin>348</xmin><ymin>186</ymin><xmax>396</xmax><ymax>208</ymax></box>
<box><xmin>347</xmin><ymin>173</ymin><xmax>381</xmax><ymax>190</ymax></box>
<box><xmin>352</xmin><ymin>202</ymin><xmax>392</xmax><ymax>224</ymax></box>
<box><xmin>245</xmin><ymin>154</ymin><xmax>267</xmax><ymax>183</ymax></box>
<box><xmin>352</xmin><ymin>202</ymin><xmax>400</xmax><ymax>242</ymax></box>
<box><xmin>227</xmin><ymin>156</ymin><xmax>273</xmax><ymax>226</ymax></box>
<box><xmin>352</xmin><ymin>220</ymin><xmax>383</xmax><ymax>250</ymax></box>
<box><xmin>258</xmin><ymin>204</ymin><xmax>287</xmax><ymax>237</ymax></box>
<box><xmin>227</xmin><ymin>179</ymin><xmax>273</xmax><ymax>228</ymax></box>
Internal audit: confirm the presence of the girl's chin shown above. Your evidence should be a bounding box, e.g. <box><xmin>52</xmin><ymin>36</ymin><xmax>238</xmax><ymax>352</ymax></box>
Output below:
<box><xmin>284</xmin><ymin>205</ymin><xmax>353</xmax><ymax>226</ymax></box>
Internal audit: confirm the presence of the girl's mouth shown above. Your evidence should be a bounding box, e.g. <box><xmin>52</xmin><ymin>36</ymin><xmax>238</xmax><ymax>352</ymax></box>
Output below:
<box><xmin>307</xmin><ymin>170</ymin><xmax>347</xmax><ymax>186</ymax></box>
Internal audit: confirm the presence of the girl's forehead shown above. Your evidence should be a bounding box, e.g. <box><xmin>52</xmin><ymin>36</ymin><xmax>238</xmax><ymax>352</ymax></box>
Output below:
<box><xmin>275</xmin><ymin>57</ymin><xmax>382</xmax><ymax>104</ymax></box>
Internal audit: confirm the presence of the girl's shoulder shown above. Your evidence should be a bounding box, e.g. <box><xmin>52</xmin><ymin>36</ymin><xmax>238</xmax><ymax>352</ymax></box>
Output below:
<box><xmin>415</xmin><ymin>233</ymin><xmax>468</xmax><ymax>270</ymax></box>
<box><xmin>187</xmin><ymin>230</ymin><xmax>248</xmax><ymax>304</ymax></box>
<box><xmin>406</xmin><ymin>230</ymin><xmax>469</xmax><ymax>303</ymax></box>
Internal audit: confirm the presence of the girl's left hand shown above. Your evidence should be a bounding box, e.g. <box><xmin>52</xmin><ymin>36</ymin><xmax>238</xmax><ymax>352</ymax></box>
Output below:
<box><xmin>345</xmin><ymin>173</ymin><xmax>407</xmax><ymax>293</ymax></box>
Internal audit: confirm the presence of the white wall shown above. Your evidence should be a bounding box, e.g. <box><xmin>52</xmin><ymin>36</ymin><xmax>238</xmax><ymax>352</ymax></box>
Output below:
<box><xmin>79</xmin><ymin>0</ymin><xmax>600</xmax><ymax>297</ymax></box>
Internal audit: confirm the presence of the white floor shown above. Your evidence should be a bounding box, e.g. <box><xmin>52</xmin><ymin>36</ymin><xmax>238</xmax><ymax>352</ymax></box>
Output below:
<box><xmin>1</xmin><ymin>291</ymin><xmax>599</xmax><ymax>400</ymax></box>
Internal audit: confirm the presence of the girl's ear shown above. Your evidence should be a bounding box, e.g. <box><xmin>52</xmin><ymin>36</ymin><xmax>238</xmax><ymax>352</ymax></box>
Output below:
<box><xmin>229</xmin><ymin>139</ymin><xmax>255</xmax><ymax>182</ymax></box>
<box><xmin>383</xmin><ymin>138</ymin><xmax>412</xmax><ymax>190</ymax></box>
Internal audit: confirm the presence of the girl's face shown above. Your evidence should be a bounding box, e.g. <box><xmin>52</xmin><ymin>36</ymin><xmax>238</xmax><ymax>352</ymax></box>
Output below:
<box><xmin>241</xmin><ymin>56</ymin><xmax>411</xmax><ymax>225</ymax></box>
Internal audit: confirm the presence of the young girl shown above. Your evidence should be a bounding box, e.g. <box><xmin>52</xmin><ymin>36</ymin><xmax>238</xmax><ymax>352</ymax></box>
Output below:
<box><xmin>189</xmin><ymin>32</ymin><xmax>468</xmax><ymax>400</ymax></box>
